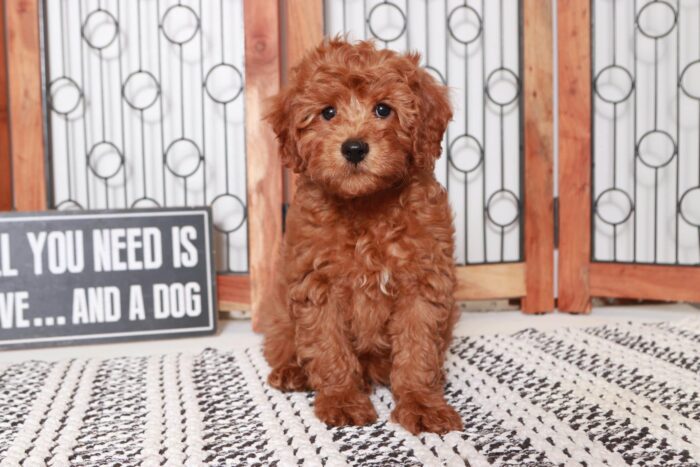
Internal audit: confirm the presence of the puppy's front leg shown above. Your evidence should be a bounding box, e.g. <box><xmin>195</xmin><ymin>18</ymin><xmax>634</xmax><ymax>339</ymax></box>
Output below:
<box><xmin>388</xmin><ymin>297</ymin><xmax>463</xmax><ymax>435</ymax></box>
<box><xmin>293</xmin><ymin>292</ymin><xmax>378</xmax><ymax>427</ymax></box>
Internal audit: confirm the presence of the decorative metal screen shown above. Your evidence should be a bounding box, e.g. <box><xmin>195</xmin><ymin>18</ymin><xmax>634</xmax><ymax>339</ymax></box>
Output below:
<box><xmin>324</xmin><ymin>0</ymin><xmax>523</xmax><ymax>265</ymax></box>
<box><xmin>43</xmin><ymin>0</ymin><xmax>249</xmax><ymax>273</ymax></box>
<box><xmin>592</xmin><ymin>0</ymin><xmax>700</xmax><ymax>265</ymax></box>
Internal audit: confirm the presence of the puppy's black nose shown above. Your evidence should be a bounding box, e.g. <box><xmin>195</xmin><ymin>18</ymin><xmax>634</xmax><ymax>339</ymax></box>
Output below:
<box><xmin>341</xmin><ymin>139</ymin><xmax>369</xmax><ymax>164</ymax></box>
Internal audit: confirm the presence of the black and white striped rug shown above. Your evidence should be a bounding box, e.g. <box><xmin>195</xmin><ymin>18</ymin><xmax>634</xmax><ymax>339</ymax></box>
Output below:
<box><xmin>1</xmin><ymin>318</ymin><xmax>699</xmax><ymax>466</ymax></box>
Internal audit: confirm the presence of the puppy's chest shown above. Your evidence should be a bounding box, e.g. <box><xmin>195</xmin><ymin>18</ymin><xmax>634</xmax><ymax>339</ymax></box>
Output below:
<box><xmin>342</xmin><ymin>221</ymin><xmax>412</xmax><ymax>299</ymax></box>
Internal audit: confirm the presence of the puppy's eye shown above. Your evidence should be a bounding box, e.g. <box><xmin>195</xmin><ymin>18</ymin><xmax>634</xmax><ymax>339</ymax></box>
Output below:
<box><xmin>374</xmin><ymin>103</ymin><xmax>392</xmax><ymax>118</ymax></box>
<box><xmin>321</xmin><ymin>106</ymin><xmax>337</xmax><ymax>121</ymax></box>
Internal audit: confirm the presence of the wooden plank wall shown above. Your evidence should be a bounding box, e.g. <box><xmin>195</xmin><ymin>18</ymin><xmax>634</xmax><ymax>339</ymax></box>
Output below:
<box><xmin>557</xmin><ymin>1</ymin><xmax>592</xmax><ymax>313</ymax></box>
<box><xmin>522</xmin><ymin>0</ymin><xmax>554</xmax><ymax>313</ymax></box>
<box><xmin>5</xmin><ymin>0</ymin><xmax>47</xmax><ymax>212</ymax></box>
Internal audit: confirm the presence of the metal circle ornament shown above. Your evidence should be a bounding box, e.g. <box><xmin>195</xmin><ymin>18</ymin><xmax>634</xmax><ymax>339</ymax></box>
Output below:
<box><xmin>594</xmin><ymin>65</ymin><xmax>635</xmax><ymax>104</ymax></box>
<box><xmin>636</xmin><ymin>130</ymin><xmax>677</xmax><ymax>169</ymax></box>
<box><xmin>161</xmin><ymin>4</ymin><xmax>201</xmax><ymax>45</ymax></box>
<box><xmin>88</xmin><ymin>141</ymin><xmax>124</xmax><ymax>179</ymax></box>
<box><xmin>423</xmin><ymin>65</ymin><xmax>446</xmax><ymax>85</ymax></box>
<box><xmin>122</xmin><ymin>70</ymin><xmax>161</xmax><ymax>111</ymax></box>
<box><xmin>49</xmin><ymin>77</ymin><xmax>83</xmax><ymax>116</ymax></box>
<box><xmin>81</xmin><ymin>9</ymin><xmax>119</xmax><ymax>50</ymax></box>
<box><xmin>204</xmin><ymin>63</ymin><xmax>244</xmax><ymax>104</ymax></box>
<box><xmin>55</xmin><ymin>199</ymin><xmax>85</xmax><ymax>211</ymax></box>
<box><xmin>131</xmin><ymin>197</ymin><xmax>161</xmax><ymax>209</ymax></box>
<box><xmin>679</xmin><ymin>187</ymin><xmax>700</xmax><ymax>228</ymax></box>
<box><xmin>448</xmin><ymin>134</ymin><xmax>483</xmax><ymax>174</ymax></box>
<box><xmin>679</xmin><ymin>60</ymin><xmax>700</xmax><ymax>101</ymax></box>
<box><xmin>485</xmin><ymin>68</ymin><xmax>520</xmax><ymax>107</ymax></box>
<box><xmin>367</xmin><ymin>2</ymin><xmax>407</xmax><ymax>43</ymax></box>
<box><xmin>486</xmin><ymin>189</ymin><xmax>520</xmax><ymax>228</ymax></box>
<box><xmin>595</xmin><ymin>188</ymin><xmax>634</xmax><ymax>226</ymax></box>
<box><xmin>636</xmin><ymin>1</ymin><xmax>677</xmax><ymax>40</ymax></box>
<box><xmin>447</xmin><ymin>5</ymin><xmax>483</xmax><ymax>45</ymax></box>
<box><xmin>165</xmin><ymin>138</ymin><xmax>203</xmax><ymax>178</ymax></box>
<box><xmin>211</xmin><ymin>193</ymin><xmax>247</xmax><ymax>233</ymax></box>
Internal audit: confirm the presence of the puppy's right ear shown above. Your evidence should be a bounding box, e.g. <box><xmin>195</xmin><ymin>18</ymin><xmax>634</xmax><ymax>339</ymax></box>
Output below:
<box><xmin>265</xmin><ymin>88</ymin><xmax>304</xmax><ymax>172</ymax></box>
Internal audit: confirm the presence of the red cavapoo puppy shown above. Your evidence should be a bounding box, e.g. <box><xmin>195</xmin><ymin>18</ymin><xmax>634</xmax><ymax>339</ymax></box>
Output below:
<box><xmin>262</xmin><ymin>38</ymin><xmax>462</xmax><ymax>435</ymax></box>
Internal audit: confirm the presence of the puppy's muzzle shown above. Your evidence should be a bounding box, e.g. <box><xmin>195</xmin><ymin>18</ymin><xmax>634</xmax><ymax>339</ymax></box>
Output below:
<box><xmin>341</xmin><ymin>139</ymin><xmax>369</xmax><ymax>164</ymax></box>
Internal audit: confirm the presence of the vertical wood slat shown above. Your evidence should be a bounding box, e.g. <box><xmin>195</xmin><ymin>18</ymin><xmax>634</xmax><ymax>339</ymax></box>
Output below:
<box><xmin>283</xmin><ymin>0</ymin><xmax>324</xmax><ymax>76</ymax></box>
<box><xmin>243</xmin><ymin>0</ymin><xmax>284</xmax><ymax>330</ymax></box>
<box><xmin>0</xmin><ymin>3</ymin><xmax>13</xmax><ymax>211</ymax></box>
<box><xmin>5</xmin><ymin>0</ymin><xmax>47</xmax><ymax>212</ymax></box>
<box><xmin>521</xmin><ymin>0</ymin><xmax>555</xmax><ymax>313</ymax></box>
<box><xmin>283</xmin><ymin>0</ymin><xmax>323</xmax><ymax>199</ymax></box>
<box><xmin>557</xmin><ymin>0</ymin><xmax>592</xmax><ymax>313</ymax></box>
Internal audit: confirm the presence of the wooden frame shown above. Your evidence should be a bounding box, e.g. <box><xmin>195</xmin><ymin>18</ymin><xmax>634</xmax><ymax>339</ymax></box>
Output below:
<box><xmin>0</xmin><ymin>2</ymin><xmax>12</xmax><ymax>211</ymax></box>
<box><xmin>558</xmin><ymin>1</ymin><xmax>593</xmax><ymax>313</ymax></box>
<box><xmin>4</xmin><ymin>0</ymin><xmax>47</xmax><ymax>212</ymax></box>
<box><xmin>217</xmin><ymin>275</ymin><xmax>252</xmax><ymax>312</ymax></box>
<box><xmin>6</xmin><ymin>0</ymin><xmax>555</xmax><ymax>319</ymax></box>
<box><xmin>590</xmin><ymin>264</ymin><xmax>700</xmax><ymax>303</ymax></box>
<box><xmin>283</xmin><ymin>0</ymin><xmax>324</xmax><ymax>80</ymax></box>
<box><xmin>242</xmin><ymin>0</ymin><xmax>284</xmax><ymax>328</ymax></box>
<box><xmin>3</xmin><ymin>0</ymin><xmax>284</xmax><ymax>324</ymax></box>
<box><xmin>455</xmin><ymin>264</ymin><xmax>526</xmax><ymax>301</ymax></box>
<box><xmin>557</xmin><ymin>2</ymin><xmax>700</xmax><ymax>311</ymax></box>
<box><xmin>284</xmin><ymin>0</ymin><xmax>555</xmax><ymax>311</ymax></box>
<box><xmin>282</xmin><ymin>0</ymin><xmax>324</xmax><ymax>199</ymax></box>
<box><xmin>521</xmin><ymin>0</ymin><xmax>555</xmax><ymax>313</ymax></box>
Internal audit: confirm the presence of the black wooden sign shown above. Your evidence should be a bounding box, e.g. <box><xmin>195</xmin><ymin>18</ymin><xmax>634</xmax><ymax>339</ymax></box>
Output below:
<box><xmin>0</xmin><ymin>208</ymin><xmax>217</xmax><ymax>349</ymax></box>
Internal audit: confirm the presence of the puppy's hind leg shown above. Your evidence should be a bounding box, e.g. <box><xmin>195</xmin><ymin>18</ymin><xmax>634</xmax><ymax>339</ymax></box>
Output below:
<box><xmin>260</xmin><ymin>288</ymin><xmax>308</xmax><ymax>392</ymax></box>
<box><xmin>265</xmin><ymin>335</ymin><xmax>308</xmax><ymax>392</ymax></box>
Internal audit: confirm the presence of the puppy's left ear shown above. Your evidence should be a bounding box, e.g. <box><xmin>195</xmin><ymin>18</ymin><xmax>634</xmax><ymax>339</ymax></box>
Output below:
<box><xmin>411</xmin><ymin>67</ymin><xmax>453</xmax><ymax>171</ymax></box>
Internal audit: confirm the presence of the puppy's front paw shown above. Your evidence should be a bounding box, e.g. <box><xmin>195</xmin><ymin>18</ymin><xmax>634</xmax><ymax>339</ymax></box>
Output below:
<box><xmin>268</xmin><ymin>363</ymin><xmax>309</xmax><ymax>392</ymax></box>
<box><xmin>314</xmin><ymin>391</ymin><xmax>378</xmax><ymax>427</ymax></box>
<box><xmin>392</xmin><ymin>399</ymin><xmax>463</xmax><ymax>435</ymax></box>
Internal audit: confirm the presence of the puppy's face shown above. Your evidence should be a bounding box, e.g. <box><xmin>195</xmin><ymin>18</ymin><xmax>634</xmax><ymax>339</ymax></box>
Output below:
<box><xmin>267</xmin><ymin>39</ymin><xmax>452</xmax><ymax>199</ymax></box>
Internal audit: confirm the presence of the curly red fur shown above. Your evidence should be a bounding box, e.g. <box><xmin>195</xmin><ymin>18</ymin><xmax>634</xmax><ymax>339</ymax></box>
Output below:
<box><xmin>262</xmin><ymin>38</ymin><xmax>463</xmax><ymax>435</ymax></box>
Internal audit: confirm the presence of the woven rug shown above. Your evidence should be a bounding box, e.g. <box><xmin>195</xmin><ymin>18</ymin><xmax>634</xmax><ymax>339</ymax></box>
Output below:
<box><xmin>1</xmin><ymin>319</ymin><xmax>700</xmax><ymax>467</ymax></box>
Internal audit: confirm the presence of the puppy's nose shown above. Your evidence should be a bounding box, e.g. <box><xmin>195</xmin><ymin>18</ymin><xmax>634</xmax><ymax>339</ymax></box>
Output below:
<box><xmin>341</xmin><ymin>139</ymin><xmax>369</xmax><ymax>164</ymax></box>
